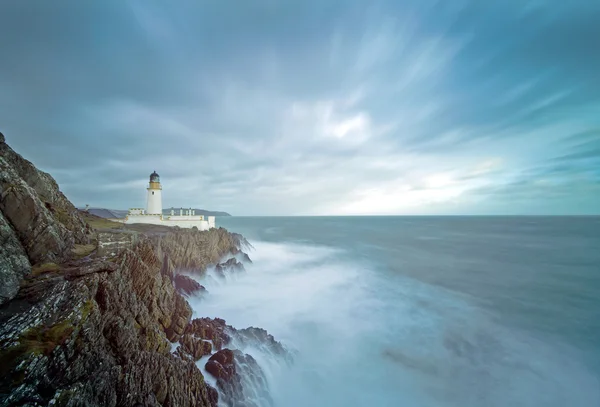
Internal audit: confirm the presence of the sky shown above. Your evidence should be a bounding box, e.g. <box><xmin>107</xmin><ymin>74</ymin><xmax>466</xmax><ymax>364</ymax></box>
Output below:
<box><xmin>1</xmin><ymin>0</ymin><xmax>599</xmax><ymax>216</ymax></box>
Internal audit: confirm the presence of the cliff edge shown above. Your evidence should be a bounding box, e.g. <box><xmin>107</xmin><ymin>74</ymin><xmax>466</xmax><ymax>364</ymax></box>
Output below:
<box><xmin>0</xmin><ymin>132</ymin><xmax>285</xmax><ymax>407</ymax></box>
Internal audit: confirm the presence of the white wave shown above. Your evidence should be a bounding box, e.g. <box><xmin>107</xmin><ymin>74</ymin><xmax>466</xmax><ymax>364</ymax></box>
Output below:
<box><xmin>188</xmin><ymin>239</ymin><xmax>600</xmax><ymax>407</ymax></box>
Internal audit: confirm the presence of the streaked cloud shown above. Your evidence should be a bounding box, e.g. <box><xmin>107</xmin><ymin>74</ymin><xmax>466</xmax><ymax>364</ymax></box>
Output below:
<box><xmin>0</xmin><ymin>0</ymin><xmax>598</xmax><ymax>215</ymax></box>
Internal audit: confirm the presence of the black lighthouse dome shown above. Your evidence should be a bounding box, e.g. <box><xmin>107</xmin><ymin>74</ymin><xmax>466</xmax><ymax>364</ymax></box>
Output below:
<box><xmin>149</xmin><ymin>171</ymin><xmax>160</xmax><ymax>183</ymax></box>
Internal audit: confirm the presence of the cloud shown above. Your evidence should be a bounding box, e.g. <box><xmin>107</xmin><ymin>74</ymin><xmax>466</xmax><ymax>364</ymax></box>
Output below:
<box><xmin>0</xmin><ymin>0</ymin><xmax>599</xmax><ymax>215</ymax></box>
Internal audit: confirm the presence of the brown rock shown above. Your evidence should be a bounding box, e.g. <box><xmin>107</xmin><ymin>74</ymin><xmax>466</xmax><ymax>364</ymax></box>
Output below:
<box><xmin>173</xmin><ymin>274</ymin><xmax>206</xmax><ymax>297</ymax></box>
<box><xmin>185</xmin><ymin>318</ymin><xmax>231</xmax><ymax>351</ymax></box>
<box><xmin>179</xmin><ymin>334</ymin><xmax>213</xmax><ymax>361</ymax></box>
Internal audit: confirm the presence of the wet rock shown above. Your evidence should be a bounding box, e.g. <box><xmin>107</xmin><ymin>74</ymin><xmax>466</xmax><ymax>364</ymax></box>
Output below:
<box><xmin>154</xmin><ymin>228</ymin><xmax>249</xmax><ymax>275</ymax></box>
<box><xmin>179</xmin><ymin>334</ymin><xmax>212</xmax><ymax>360</ymax></box>
<box><xmin>0</xmin><ymin>232</ymin><xmax>228</xmax><ymax>406</ymax></box>
<box><xmin>0</xmin><ymin>135</ymin><xmax>280</xmax><ymax>407</ymax></box>
<box><xmin>205</xmin><ymin>349</ymin><xmax>272</xmax><ymax>407</ymax></box>
<box><xmin>214</xmin><ymin>257</ymin><xmax>245</xmax><ymax>279</ymax></box>
<box><xmin>239</xmin><ymin>252</ymin><xmax>253</xmax><ymax>264</ymax></box>
<box><xmin>185</xmin><ymin>318</ymin><xmax>231</xmax><ymax>351</ymax></box>
<box><xmin>236</xmin><ymin>327</ymin><xmax>290</xmax><ymax>359</ymax></box>
<box><xmin>173</xmin><ymin>274</ymin><xmax>206</xmax><ymax>297</ymax></box>
<box><xmin>205</xmin><ymin>349</ymin><xmax>236</xmax><ymax>381</ymax></box>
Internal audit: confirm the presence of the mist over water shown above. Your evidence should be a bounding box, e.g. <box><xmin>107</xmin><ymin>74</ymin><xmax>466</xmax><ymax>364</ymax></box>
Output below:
<box><xmin>191</xmin><ymin>217</ymin><xmax>600</xmax><ymax>407</ymax></box>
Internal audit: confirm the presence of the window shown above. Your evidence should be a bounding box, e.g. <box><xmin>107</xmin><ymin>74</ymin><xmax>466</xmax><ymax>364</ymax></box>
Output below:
<box><xmin>152</xmin><ymin>191</ymin><xmax>154</xmax><ymax>195</ymax></box>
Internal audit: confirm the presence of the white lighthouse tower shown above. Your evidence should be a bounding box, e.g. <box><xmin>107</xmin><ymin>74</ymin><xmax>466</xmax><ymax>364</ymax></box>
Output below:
<box><xmin>125</xmin><ymin>171</ymin><xmax>215</xmax><ymax>229</ymax></box>
<box><xmin>146</xmin><ymin>171</ymin><xmax>163</xmax><ymax>215</ymax></box>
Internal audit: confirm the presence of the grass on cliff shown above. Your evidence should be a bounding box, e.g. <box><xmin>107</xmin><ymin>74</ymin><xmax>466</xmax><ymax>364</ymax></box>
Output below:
<box><xmin>79</xmin><ymin>211</ymin><xmax>125</xmax><ymax>230</ymax></box>
<box><xmin>72</xmin><ymin>244</ymin><xmax>96</xmax><ymax>258</ymax></box>
<box><xmin>0</xmin><ymin>320</ymin><xmax>75</xmax><ymax>380</ymax></box>
<box><xmin>31</xmin><ymin>262</ymin><xmax>61</xmax><ymax>277</ymax></box>
<box><xmin>0</xmin><ymin>301</ymin><xmax>94</xmax><ymax>382</ymax></box>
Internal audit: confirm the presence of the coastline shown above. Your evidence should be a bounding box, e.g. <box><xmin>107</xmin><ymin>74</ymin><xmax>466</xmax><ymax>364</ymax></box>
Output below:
<box><xmin>0</xmin><ymin>133</ymin><xmax>285</xmax><ymax>407</ymax></box>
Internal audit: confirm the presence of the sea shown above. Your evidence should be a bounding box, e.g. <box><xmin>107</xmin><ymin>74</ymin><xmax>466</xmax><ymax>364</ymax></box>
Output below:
<box><xmin>188</xmin><ymin>216</ymin><xmax>600</xmax><ymax>407</ymax></box>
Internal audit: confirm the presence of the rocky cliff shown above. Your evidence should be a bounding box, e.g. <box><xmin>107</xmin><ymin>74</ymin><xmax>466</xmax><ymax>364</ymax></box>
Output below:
<box><xmin>0</xmin><ymin>132</ymin><xmax>287</xmax><ymax>407</ymax></box>
<box><xmin>0</xmin><ymin>132</ymin><xmax>93</xmax><ymax>305</ymax></box>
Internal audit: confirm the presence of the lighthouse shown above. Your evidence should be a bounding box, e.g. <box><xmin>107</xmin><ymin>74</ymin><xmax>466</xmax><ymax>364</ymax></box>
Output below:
<box><xmin>146</xmin><ymin>171</ymin><xmax>163</xmax><ymax>215</ymax></box>
<box><xmin>126</xmin><ymin>171</ymin><xmax>215</xmax><ymax>229</ymax></box>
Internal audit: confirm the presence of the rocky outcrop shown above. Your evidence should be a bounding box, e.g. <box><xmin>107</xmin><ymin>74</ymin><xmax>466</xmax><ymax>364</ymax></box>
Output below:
<box><xmin>205</xmin><ymin>349</ymin><xmax>272</xmax><ymax>407</ymax></box>
<box><xmin>0</xmin><ymin>133</ymin><xmax>285</xmax><ymax>407</ymax></box>
<box><xmin>0</xmin><ymin>132</ymin><xmax>93</xmax><ymax>304</ymax></box>
<box><xmin>0</xmin><ymin>211</ymin><xmax>30</xmax><ymax>305</ymax></box>
<box><xmin>184</xmin><ymin>318</ymin><xmax>232</xmax><ymax>352</ymax></box>
<box><xmin>214</xmin><ymin>257</ymin><xmax>245</xmax><ymax>279</ymax></box>
<box><xmin>178</xmin><ymin>334</ymin><xmax>213</xmax><ymax>361</ymax></box>
<box><xmin>154</xmin><ymin>228</ymin><xmax>250</xmax><ymax>275</ymax></box>
<box><xmin>0</xmin><ymin>228</ymin><xmax>246</xmax><ymax>407</ymax></box>
<box><xmin>173</xmin><ymin>274</ymin><xmax>206</xmax><ymax>297</ymax></box>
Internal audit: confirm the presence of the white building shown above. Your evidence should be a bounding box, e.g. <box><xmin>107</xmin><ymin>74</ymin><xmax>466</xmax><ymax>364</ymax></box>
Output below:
<box><xmin>125</xmin><ymin>171</ymin><xmax>215</xmax><ymax>230</ymax></box>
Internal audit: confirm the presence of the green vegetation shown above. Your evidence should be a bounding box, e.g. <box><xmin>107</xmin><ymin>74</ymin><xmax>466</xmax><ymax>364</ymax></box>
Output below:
<box><xmin>72</xmin><ymin>244</ymin><xmax>96</xmax><ymax>258</ymax></box>
<box><xmin>80</xmin><ymin>211</ymin><xmax>124</xmax><ymax>230</ymax></box>
<box><xmin>31</xmin><ymin>262</ymin><xmax>61</xmax><ymax>276</ymax></box>
<box><xmin>80</xmin><ymin>299</ymin><xmax>94</xmax><ymax>321</ymax></box>
<box><xmin>0</xmin><ymin>319</ymin><xmax>75</xmax><ymax>378</ymax></box>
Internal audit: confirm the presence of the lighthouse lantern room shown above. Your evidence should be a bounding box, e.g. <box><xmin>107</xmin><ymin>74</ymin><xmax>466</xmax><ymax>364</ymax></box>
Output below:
<box><xmin>146</xmin><ymin>171</ymin><xmax>163</xmax><ymax>215</ymax></box>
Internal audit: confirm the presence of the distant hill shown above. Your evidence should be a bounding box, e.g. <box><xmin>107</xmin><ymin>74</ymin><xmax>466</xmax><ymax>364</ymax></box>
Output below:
<box><xmin>163</xmin><ymin>207</ymin><xmax>231</xmax><ymax>217</ymax></box>
<box><xmin>80</xmin><ymin>207</ymin><xmax>231</xmax><ymax>219</ymax></box>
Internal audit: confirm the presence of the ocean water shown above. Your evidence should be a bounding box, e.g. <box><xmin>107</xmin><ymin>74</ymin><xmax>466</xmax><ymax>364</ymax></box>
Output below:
<box><xmin>190</xmin><ymin>216</ymin><xmax>600</xmax><ymax>407</ymax></box>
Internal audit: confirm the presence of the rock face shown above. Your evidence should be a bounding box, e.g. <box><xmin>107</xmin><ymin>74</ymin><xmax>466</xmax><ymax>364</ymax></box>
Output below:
<box><xmin>0</xmin><ymin>133</ymin><xmax>286</xmax><ymax>407</ymax></box>
<box><xmin>205</xmin><ymin>349</ymin><xmax>272</xmax><ymax>407</ymax></box>
<box><xmin>155</xmin><ymin>228</ymin><xmax>250</xmax><ymax>274</ymax></box>
<box><xmin>173</xmin><ymin>274</ymin><xmax>206</xmax><ymax>297</ymax></box>
<box><xmin>0</xmin><ymin>211</ymin><xmax>30</xmax><ymax>305</ymax></box>
<box><xmin>214</xmin><ymin>257</ymin><xmax>246</xmax><ymax>279</ymax></box>
<box><xmin>0</xmin><ymin>133</ymin><xmax>93</xmax><ymax>304</ymax></box>
<box><xmin>0</xmin><ymin>232</ymin><xmax>230</xmax><ymax>406</ymax></box>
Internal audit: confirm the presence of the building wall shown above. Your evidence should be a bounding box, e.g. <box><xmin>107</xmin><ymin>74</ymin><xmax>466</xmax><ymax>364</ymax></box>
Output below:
<box><xmin>146</xmin><ymin>188</ymin><xmax>162</xmax><ymax>215</ymax></box>
<box><xmin>162</xmin><ymin>215</ymin><xmax>205</xmax><ymax>221</ymax></box>
<box><xmin>125</xmin><ymin>214</ymin><xmax>212</xmax><ymax>230</ymax></box>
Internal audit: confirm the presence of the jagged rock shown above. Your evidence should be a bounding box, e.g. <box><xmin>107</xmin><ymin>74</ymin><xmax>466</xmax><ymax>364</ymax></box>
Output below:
<box><xmin>179</xmin><ymin>334</ymin><xmax>213</xmax><ymax>360</ymax></box>
<box><xmin>0</xmin><ymin>134</ymin><xmax>92</xmax><ymax>266</ymax></box>
<box><xmin>214</xmin><ymin>257</ymin><xmax>245</xmax><ymax>279</ymax></box>
<box><xmin>0</xmin><ymin>134</ymin><xmax>280</xmax><ymax>407</ymax></box>
<box><xmin>155</xmin><ymin>228</ymin><xmax>249</xmax><ymax>275</ymax></box>
<box><xmin>185</xmin><ymin>318</ymin><xmax>231</xmax><ymax>351</ymax></box>
<box><xmin>173</xmin><ymin>274</ymin><xmax>206</xmax><ymax>297</ymax></box>
<box><xmin>236</xmin><ymin>327</ymin><xmax>290</xmax><ymax>358</ymax></box>
<box><xmin>0</xmin><ymin>234</ymin><xmax>225</xmax><ymax>406</ymax></box>
<box><xmin>0</xmin><ymin>211</ymin><xmax>30</xmax><ymax>305</ymax></box>
<box><xmin>205</xmin><ymin>349</ymin><xmax>236</xmax><ymax>381</ymax></box>
<box><xmin>0</xmin><ymin>132</ymin><xmax>93</xmax><ymax>304</ymax></box>
<box><xmin>205</xmin><ymin>349</ymin><xmax>272</xmax><ymax>407</ymax></box>
<box><xmin>64</xmin><ymin>260</ymin><xmax>118</xmax><ymax>280</ymax></box>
